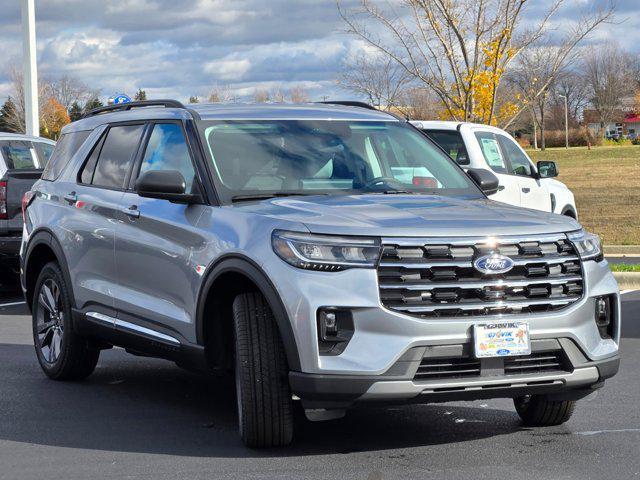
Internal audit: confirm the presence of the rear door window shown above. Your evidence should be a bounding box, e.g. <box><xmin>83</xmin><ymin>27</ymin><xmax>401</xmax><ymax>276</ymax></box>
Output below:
<box><xmin>0</xmin><ymin>140</ymin><xmax>38</xmax><ymax>169</ymax></box>
<box><xmin>424</xmin><ymin>130</ymin><xmax>469</xmax><ymax>165</ymax></box>
<box><xmin>88</xmin><ymin>124</ymin><xmax>145</xmax><ymax>189</ymax></box>
<box><xmin>42</xmin><ymin>131</ymin><xmax>90</xmax><ymax>180</ymax></box>
<box><xmin>474</xmin><ymin>132</ymin><xmax>508</xmax><ymax>174</ymax></box>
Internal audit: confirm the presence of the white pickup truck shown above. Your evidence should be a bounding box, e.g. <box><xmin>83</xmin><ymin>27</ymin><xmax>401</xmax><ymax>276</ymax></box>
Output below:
<box><xmin>411</xmin><ymin>121</ymin><xmax>577</xmax><ymax>218</ymax></box>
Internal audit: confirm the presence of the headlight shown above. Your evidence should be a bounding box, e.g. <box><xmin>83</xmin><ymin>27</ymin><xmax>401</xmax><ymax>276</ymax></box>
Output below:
<box><xmin>567</xmin><ymin>229</ymin><xmax>602</xmax><ymax>261</ymax></box>
<box><xmin>272</xmin><ymin>230</ymin><xmax>381</xmax><ymax>271</ymax></box>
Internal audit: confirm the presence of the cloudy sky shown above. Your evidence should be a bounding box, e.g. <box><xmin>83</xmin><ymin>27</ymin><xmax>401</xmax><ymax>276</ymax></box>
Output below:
<box><xmin>0</xmin><ymin>0</ymin><xmax>638</xmax><ymax>104</ymax></box>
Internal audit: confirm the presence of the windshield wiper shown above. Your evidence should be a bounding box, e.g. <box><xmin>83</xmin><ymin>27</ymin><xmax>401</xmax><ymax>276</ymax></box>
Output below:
<box><xmin>231</xmin><ymin>192</ymin><xmax>326</xmax><ymax>203</ymax></box>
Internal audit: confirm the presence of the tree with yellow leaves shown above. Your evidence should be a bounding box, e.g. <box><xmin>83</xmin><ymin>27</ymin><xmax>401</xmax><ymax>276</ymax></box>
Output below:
<box><xmin>40</xmin><ymin>98</ymin><xmax>70</xmax><ymax>140</ymax></box>
<box><xmin>338</xmin><ymin>0</ymin><xmax>614</xmax><ymax>127</ymax></box>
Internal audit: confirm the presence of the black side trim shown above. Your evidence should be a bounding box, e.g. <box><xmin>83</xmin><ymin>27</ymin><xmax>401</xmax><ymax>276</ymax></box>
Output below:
<box><xmin>22</xmin><ymin>229</ymin><xmax>76</xmax><ymax>312</ymax></box>
<box><xmin>74</xmin><ymin>309</ymin><xmax>208</xmax><ymax>372</ymax></box>
<box><xmin>195</xmin><ymin>255</ymin><xmax>301</xmax><ymax>371</ymax></box>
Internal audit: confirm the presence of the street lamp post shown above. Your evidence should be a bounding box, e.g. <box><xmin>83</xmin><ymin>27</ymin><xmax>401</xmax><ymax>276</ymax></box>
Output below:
<box><xmin>21</xmin><ymin>0</ymin><xmax>39</xmax><ymax>137</ymax></box>
<box><xmin>559</xmin><ymin>94</ymin><xmax>568</xmax><ymax>149</ymax></box>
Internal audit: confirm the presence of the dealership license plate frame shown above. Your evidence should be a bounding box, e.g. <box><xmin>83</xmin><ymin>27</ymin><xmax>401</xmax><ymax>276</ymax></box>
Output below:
<box><xmin>473</xmin><ymin>322</ymin><xmax>531</xmax><ymax>358</ymax></box>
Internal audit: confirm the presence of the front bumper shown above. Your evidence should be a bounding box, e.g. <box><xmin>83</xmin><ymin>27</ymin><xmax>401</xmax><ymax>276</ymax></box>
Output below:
<box><xmin>290</xmin><ymin>339</ymin><xmax>620</xmax><ymax>408</ymax></box>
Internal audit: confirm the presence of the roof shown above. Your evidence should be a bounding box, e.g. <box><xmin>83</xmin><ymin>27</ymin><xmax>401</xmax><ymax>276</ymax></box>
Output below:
<box><xmin>62</xmin><ymin>102</ymin><xmax>399</xmax><ymax>135</ymax></box>
<box><xmin>410</xmin><ymin>120</ymin><xmax>511</xmax><ymax>135</ymax></box>
<box><xmin>0</xmin><ymin>132</ymin><xmax>56</xmax><ymax>144</ymax></box>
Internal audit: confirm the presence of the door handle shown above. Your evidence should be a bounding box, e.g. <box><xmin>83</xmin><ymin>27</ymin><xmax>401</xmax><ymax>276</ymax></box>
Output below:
<box><xmin>497</xmin><ymin>185</ymin><xmax>506</xmax><ymax>191</ymax></box>
<box><xmin>122</xmin><ymin>205</ymin><xmax>140</xmax><ymax>219</ymax></box>
<box><xmin>64</xmin><ymin>192</ymin><xmax>77</xmax><ymax>204</ymax></box>
<box><xmin>521</xmin><ymin>187</ymin><xmax>531</xmax><ymax>193</ymax></box>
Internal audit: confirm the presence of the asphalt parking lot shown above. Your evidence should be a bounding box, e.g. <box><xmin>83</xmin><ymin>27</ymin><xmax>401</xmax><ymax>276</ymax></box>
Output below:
<box><xmin>0</xmin><ymin>280</ymin><xmax>638</xmax><ymax>480</ymax></box>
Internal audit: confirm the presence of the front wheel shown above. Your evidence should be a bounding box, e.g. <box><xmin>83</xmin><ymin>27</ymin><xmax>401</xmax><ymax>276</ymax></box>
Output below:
<box><xmin>514</xmin><ymin>395</ymin><xmax>576</xmax><ymax>426</ymax></box>
<box><xmin>32</xmin><ymin>262</ymin><xmax>99</xmax><ymax>380</ymax></box>
<box><xmin>233</xmin><ymin>292</ymin><xmax>294</xmax><ymax>448</ymax></box>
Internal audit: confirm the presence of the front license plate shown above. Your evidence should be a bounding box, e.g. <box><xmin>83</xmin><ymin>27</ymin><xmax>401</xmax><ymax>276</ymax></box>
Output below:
<box><xmin>474</xmin><ymin>322</ymin><xmax>531</xmax><ymax>358</ymax></box>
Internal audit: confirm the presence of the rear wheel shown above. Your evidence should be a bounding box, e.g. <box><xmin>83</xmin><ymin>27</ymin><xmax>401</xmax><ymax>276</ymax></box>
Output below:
<box><xmin>233</xmin><ymin>291</ymin><xmax>294</xmax><ymax>448</ymax></box>
<box><xmin>32</xmin><ymin>262</ymin><xmax>99</xmax><ymax>380</ymax></box>
<box><xmin>514</xmin><ymin>395</ymin><xmax>576</xmax><ymax>426</ymax></box>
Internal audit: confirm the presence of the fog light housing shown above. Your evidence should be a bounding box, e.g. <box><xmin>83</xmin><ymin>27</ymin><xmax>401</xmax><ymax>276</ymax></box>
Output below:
<box><xmin>594</xmin><ymin>295</ymin><xmax>616</xmax><ymax>339</ymax></box>
<box><xmin>317</xmin><ymin>308</ymin><xmax>354</xmax><ymax>356</ymax></box>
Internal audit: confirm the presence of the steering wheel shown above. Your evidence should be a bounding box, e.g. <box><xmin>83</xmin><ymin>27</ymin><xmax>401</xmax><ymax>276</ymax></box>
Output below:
<box><xmin>362</xmin><ymin>177</ymin><xmax>407</xmax><ymax>191</ymax></box>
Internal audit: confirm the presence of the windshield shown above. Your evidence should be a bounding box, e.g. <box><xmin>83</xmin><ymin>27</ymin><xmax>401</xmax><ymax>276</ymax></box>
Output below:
<box><xmin>198</xmin><ymin>120</ymin><xmax>481</xmax><ymax>202</ymax></box>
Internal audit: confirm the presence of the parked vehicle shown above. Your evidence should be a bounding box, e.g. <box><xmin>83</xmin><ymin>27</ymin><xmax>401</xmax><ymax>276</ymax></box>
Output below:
<box><xmin>411</xmin><ymin>121</ymin><xmax>577</xmax><ymax>218</ymax></box>
<box><xmin>0</xmin><ymin>133</ymin><xmax>55</xmax><ymax>275</ymax></box>
<box><xmin>21</xmin><ymin>101</ymin><xmax>620</xmax><ymax>448</ymax></box>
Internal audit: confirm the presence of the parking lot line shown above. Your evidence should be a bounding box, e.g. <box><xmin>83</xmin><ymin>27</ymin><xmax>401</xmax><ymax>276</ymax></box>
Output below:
<box><xmin>0</xmin><ymin>301</ymin><xmax>26</xmax><ymax>307</ymax></box>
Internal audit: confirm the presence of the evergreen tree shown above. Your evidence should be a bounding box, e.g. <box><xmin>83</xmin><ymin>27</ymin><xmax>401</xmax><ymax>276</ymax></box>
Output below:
<box><xmin>0</xmin><ymin>97</ymin><xmax>20</xmax><ymax>133</ymax></box>
<box><xmin>84</xmin><ymin>97</ymin><xmax>103</xmax><ymax>113</ymax></box>
<box><xmin>68</xmin><ymin>101</ymin><xmax>83</xmax><ymax>122</ymax></box>
<box><xmin>134</xmin><ymin>89</ymin><xmax>147</xmax><ymax>101</ymax></box>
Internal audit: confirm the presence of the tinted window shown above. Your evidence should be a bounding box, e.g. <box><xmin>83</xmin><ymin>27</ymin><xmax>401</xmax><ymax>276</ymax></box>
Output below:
<box><xmin>424</xmin><ymin>130</ymin><xmax>469</xmax><ymax>165</ymax></box>
<box><xmin>42</xmin><ymin>131</ymin><xmax>90</xmax><ymax>181</ymax></box>
<box><xmin>34</xmin><ymin>142</ymin><xmax>55</xmax><ymax>166</ymax></box>
<box><xmin>474</xmin><ymin>132</ymin><xmax>508</xmax><ymax>174</ymax></box>
<box><xmin>139</xmin><ymin>123</ymin><xmax>196</xmax><ymax>192</ymax></box>
<box><xmin>79</xmin><ymin>134</ymin><xmax>106</xmax><ymax>184</ymax></box>
<box><xmin>497</xmin><ymin>134</ymin><xmax>533</xmax><ymax>176</ymax></box>
<box><xmin>91</xmin><ymin>125</ymin><xmax>144</xmax><ymax>189</ymax></box>
<box><xmin>0</xmin><ymin>140</ymin><xmax>37</xmax><ymax>169</ymax></box>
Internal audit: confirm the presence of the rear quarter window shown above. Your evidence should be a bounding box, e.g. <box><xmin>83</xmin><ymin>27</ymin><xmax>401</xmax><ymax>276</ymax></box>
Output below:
<box><xmin>41</xmin><ymin>130</ymin><xmax>91</xmax><ymax>181</ymax></box>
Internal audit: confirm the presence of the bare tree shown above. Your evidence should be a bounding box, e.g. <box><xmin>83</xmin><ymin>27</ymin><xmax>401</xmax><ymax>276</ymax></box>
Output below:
<box><xmin>396</xmin><ymin>87</ymin><xmax>440</xmax><ymax>119</ymax></box>
<box><xmin>338</xmin><ymin>0</ymin><xmax>615</xmax><ymax>126</ymax></box>
<box><xmin>583</xmin><ymin>43</ymin><xmax>635</xmax><ymax>136</ymax></box>
<box><xmin>289</xmin><ymin>85</ymin><xmax>310</xmax><ymax>103</ymax></box>
<box><xmin>208</xmin><ymin>84</ymin><xmax>234</xmax><ymax>103</ymax></box>
<box><xmin>338</xmin><ymin>53</ymin><xmax>412</xmax><ymax>110</ymax></box>
<box><xmin>4</xmin><ymin>67</ymin><xmax>54</xmax><ymax>133</ymax></box>
<box><xmin>253</xmin><ymin>88</ymin><xmax>270</xmax><ymax>103</ymax></box>
<box><xmin>548</xmin><ymin>69</ymin><xmax>589</xmax><ymax>129</ymax></box>
<box><xmin>50</xmin><ymin>74</ymin><xmax>93</xmax><ymax>110</ymax></box>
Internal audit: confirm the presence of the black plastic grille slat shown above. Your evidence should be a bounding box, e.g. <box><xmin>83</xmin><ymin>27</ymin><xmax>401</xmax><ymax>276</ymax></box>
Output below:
<box><xmin>504</xmin><ymin>351</ymin><xmax>571</xmax><ymax>376</ymax></box>
<box><xmin>414</xmin><ymin>358</ymin><xmax>481</xmax><ymax>380</ymax></box>
<box><xmin>378</xmin><ymin>237</ymin><xmax>583</xmax><ymax>318</ymax></box>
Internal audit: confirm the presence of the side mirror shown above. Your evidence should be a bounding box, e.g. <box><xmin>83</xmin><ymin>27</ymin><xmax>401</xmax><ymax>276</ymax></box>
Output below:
<box><xmin>136</xmin><ymin>170</ymin><xmax>201</xmax><ymax>204</ymax></box>
<box><xmin>537</xmin><ymin>160</ymin><xmax>558</xmax><ymax>178</ymax></box>
<box><xmin>466</xmin><ymin>168</ymin><xmax>500</xmax><ymax>196</ymax></box>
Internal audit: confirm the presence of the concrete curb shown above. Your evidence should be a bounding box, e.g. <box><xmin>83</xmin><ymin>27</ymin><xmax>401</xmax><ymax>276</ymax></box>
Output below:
<box><xmin>605</xmin><ymin>245</ymin><xmax>640</xmax><ymax>256</ymax></box>
<box><xmin>613</xmin><ymin>272</ymin><xmax>640</xmax><ymax>291</ymax></box>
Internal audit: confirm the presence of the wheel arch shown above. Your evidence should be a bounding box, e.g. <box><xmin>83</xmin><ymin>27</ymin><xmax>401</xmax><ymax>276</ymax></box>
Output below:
<box><xmin>195</xmin><ymin>255</ymin><xmax>302</xmax><ymax>372</ymax></box>
<box><xmin>23</xmin><ymin>229</ymin><xmax>75</xmax><ymax>313</ymax></box>
<box><xmin>561</xmin><ymin>205</ymin><xmax>577</xmax><ymax>219</ymax></box>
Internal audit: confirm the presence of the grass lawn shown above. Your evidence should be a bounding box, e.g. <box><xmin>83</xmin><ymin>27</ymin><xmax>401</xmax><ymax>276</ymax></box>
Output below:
<box><xmin>527</xmin><ymin>145</ymin><xmax>640</xmax><ymax>245</ymax></box>
<box><xmin>609</xmin><ymin>264</ymin><xmax>640</xmax><ymax>273</ymax></box>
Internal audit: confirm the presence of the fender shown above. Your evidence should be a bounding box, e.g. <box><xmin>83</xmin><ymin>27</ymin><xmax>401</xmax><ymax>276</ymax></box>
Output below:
<box><xmin>195</xmin><ymin>254</ymin><xmax>302</xmax><ymax>371</ymax></box>
<box><xmin>23</xmin><ymin>228</ymin><xmax>76</xmax><ymax>312</ymax></box>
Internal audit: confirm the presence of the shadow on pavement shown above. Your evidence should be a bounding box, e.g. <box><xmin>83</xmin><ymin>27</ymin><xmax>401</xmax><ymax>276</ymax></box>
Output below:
<box><xmin>0</xmin><ymin>343</ymin><xmax>525</xmax><ymax>458</ymax></box>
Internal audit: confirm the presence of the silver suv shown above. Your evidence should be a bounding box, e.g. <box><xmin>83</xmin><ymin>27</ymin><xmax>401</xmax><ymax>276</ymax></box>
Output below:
<box><xmin>21</xmin><ymin>100</ymin><xmax>620</xmax><ymax>448</ymax></box>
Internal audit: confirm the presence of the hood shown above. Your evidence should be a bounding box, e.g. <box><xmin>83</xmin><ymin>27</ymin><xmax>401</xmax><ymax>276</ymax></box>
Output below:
<box><xmin>232</xmin><ymin>194</ymin><xmax>581</xmax><ymax>238</ymax></box>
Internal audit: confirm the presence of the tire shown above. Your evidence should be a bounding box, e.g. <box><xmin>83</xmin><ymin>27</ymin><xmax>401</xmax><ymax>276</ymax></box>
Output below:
<box><xmin>32</xmin><ymin>261</ymin><xmax>99</xmax><ymax>380</ymax></box>
<box><xmin>233</xmin><ymin>291</ymin><xmax>293</xmax><ymax>448</ymax></box>
<box><xmin>514</xmin><ymin>395</ymin><xmax>576</xmax><ymax>426</ymax></box>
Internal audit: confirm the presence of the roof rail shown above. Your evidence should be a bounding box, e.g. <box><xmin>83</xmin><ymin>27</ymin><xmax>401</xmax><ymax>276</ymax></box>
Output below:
<box><xmin>82</xmin><ymin>99</ymin><xmax>186</xmax><ymax>119</ymax></box>
<box><xmin>318</xmin><ymin>101</ymin><xmax>378</xmax><ymax>111</ymax></box>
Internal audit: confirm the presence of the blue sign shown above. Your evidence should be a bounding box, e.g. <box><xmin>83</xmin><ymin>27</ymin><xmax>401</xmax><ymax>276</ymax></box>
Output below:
<box><xmin>113</xmin><ymin>94</ymin><xmax>132</xmax><ymax>104</ymax></box>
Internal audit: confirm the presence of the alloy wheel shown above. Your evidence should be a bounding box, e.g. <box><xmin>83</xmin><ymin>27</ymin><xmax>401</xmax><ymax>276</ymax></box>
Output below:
<box><xmin>36</xmin><ymin>278</ymin><xmax>65</xmax><ymax>364</ymax></box>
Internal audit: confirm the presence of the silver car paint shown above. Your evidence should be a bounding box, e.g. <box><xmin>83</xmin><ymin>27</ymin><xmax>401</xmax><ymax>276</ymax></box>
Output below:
<box><xmin>23</xmin><ymin>104</ymin><xmax>619</xmax><ymax>386</ymax></box>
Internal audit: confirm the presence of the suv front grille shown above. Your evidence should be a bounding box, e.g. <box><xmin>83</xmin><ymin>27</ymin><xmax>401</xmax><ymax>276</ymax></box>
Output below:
<box><xmin>504</xmin><ymin>351</ymin><xmax>570</xmax><ymax>376</ymax></box>
<box><xmin>378</xmin><ymin>235</ymin><xmax>583</xmax><ymax>318</ymax></box>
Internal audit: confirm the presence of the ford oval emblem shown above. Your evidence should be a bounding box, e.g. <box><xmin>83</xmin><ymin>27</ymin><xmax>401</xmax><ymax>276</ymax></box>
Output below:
<box><xmin>497</xmin><ymin>349</ymin><xmax>510</xmax><ymax>356</ymax></box>
<box><xmin>474</xmin><ymin>254</ymin><xmax>515</xmax><ymax>275</ymax></box>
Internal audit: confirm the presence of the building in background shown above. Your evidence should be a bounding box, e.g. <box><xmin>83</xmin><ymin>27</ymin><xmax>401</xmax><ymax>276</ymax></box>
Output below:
<box><xmin>584</xmin><ymin>97</ymin><xmax>640</xmax><ymax>138</ymax></box>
